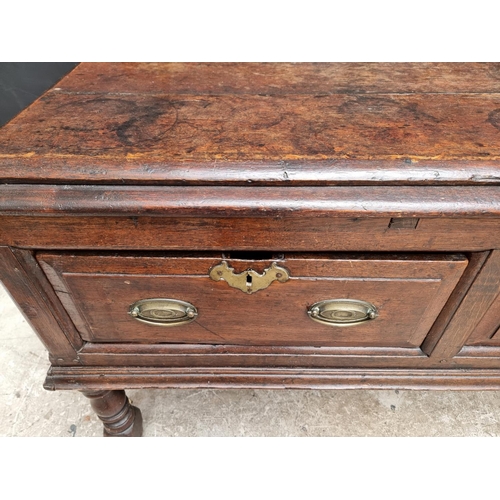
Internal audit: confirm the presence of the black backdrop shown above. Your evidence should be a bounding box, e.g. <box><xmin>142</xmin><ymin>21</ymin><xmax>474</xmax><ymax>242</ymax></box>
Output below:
<box><xmin>0</xmin><ymin>63</ymin><xmax>78</xmax><ymax>127</ymax></box>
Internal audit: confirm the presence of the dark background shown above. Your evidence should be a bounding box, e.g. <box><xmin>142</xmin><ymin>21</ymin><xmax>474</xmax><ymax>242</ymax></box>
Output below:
<box><xmin>0</xmin><ymin>63</ymin><xmax>79</xmax><ymax>127</ymax></box>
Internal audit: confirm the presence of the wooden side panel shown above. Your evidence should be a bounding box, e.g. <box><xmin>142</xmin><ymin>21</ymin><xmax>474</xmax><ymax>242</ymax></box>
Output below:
<box><xmin>430</xmin><ymin>250</ymin><xmax>500</xmax><ymax>358</ymax></box>
<box><xmin>38</xmin><ymin>259</ymin><xmax>94</xmax><ymax>339</ymax></box>
<box><xmin>491</xmin><ymin>327</ymin><xmax>500</xmax><ymax>341</ymax></box>
<box><xmin>421</xmin><ymin>251</ymin><xmax>490</xmax><ymax>354</ymax></box>
<box><xmin>0</xmin><ymin>247</ymin><xmax>82</xmax><ymax>362</ymax></box>
<box><xmin>464</xmin><ymin>291</ymin><xmax>500</xmax><ymax>346</ymax></box>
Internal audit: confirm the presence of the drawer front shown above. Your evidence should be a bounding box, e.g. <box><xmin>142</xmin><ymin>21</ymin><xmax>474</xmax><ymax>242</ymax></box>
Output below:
<box><xmin>38</xmin><ymin>252</ymin><xmax>468</xmax><ymax>348</ymax></box>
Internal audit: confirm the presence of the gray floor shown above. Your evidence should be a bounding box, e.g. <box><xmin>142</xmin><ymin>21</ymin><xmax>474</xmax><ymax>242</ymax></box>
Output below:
<box><xmin>1</xmin><ymin>284</ymin><xmax>499</xmax><ymax>437</ymax></box>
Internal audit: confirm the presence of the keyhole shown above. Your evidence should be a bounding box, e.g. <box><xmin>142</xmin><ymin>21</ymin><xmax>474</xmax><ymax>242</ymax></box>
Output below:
<box><xmin>246</xmin><ymin>273</ymin><xmax>253</xmax><ymax>288</ymax></box>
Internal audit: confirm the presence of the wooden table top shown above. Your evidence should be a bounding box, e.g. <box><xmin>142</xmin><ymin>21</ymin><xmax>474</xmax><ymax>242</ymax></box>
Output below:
<box><xmin>1</xmin><ymin>63</ymin><xmax>499</xmax><ymax>185</ymax></box>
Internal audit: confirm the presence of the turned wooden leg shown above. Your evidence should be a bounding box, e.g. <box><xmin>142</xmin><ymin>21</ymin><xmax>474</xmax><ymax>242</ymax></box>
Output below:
<box><xmin>81</xmin><ymin>389</ymin><xmax>143</xmax><ymax>437</ymax></box>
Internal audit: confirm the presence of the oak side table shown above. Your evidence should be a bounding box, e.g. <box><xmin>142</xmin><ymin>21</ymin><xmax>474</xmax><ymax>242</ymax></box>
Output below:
<box><xmin>1</xmin><ymin>63</ymin><xmax>500</xmax><ymax>436</ymax></box>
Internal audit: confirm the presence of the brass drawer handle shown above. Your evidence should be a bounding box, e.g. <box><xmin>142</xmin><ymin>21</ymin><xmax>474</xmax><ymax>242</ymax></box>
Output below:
<box><xmin>308</xmin><ymin>299</ymin><xmax>377</xmax><ymax>327</ymax></box>
<box><xmin>128</xmin><ymin>298</ymin><xmax>197</xmax><ymax>326</ymax></box>
<box><xmin>209</xmin><ymin>260</ymin><xmax>290</xmax><ymax>294</ymax></box>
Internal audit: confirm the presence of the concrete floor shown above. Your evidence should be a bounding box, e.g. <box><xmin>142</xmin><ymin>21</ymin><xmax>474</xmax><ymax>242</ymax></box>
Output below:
<box><xmin>1</xmin><ymin>284</ymin><xmax>500</xmax><ymax>437</ymax></box>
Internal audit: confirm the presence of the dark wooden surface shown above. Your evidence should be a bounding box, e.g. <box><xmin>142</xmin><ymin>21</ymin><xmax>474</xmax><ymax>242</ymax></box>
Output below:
<box><xmin>2</xmin><ymin>92</ymin><xmax>500</xmax><ymax>161</ymax></box>
<box><xmin>0</xmin><ymin>246</ymin><xmax>81</xmax><ymax>362</ymax></box>
<box><xmin>0</xmin><ymin>160</ymin><xmax>499</xmax><ymax>186</ymax></box>
<box><xmin>465</xmin><ymin>290</ymin><xmax>500</xmax><ymax>346</ymax></box>
<box><xmin>81</xmin><ymin>389</ymin><xmax>142</xmax><ymax>437</ymax></box>
<box><xmin>45</xmin><ymin>366</ymin><xmax>500</xmax><ymax>391</ymax></box>
<box><xmin>1</xmin><ymin>63</ymin><xmax>500</xmax><ymax>186</ymax></box>
<box><xmin>430</xmin><ymin>250</ymin><xmax>500</xmax><ymax>359</ymax></box>
<box><xmin>2</xmin><ymin>216</ymin><xmax>500</xmax><ymax>252</ymax></box>
<box><xmin>53</xmin><ymin>63</ymin><xmax>500</xmax><ymax>94</ymax></box>
<box><xmin>463</xmin><ymin>260</ymin><xmax>500</xmax><ymax>347</ymax></box>
<box><xmin>1</xmin><ymin>63</ymin><xmax>500</xmax><ymax>402</ymax></box>
<box><xmin>421</xmin><ymin>251</ymin><xmax>490</xmax><ymax>355</ymax></box>
<box><xmin>1</xmin><ymin>185</ymin><xmax>500</xmax><ymax>218</ymax></box>
<box><xmin>37</xmin><ymin>252</ymin><xmax>467</xmax><ymax>347</ymax></box>
<box><xmin>72</xmin><ymin>341</ymin><xmax>500</xmax><ymax>370</ymax></box>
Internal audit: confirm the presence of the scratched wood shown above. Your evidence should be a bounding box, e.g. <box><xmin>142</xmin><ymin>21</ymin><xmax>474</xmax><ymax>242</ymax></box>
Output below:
<box><xmin>2</xmin><ymin>216</ymin><xmax>500</xmax><ymax>252</ymax></box>
<box><xmin>0</xmin><ymin>246</ymin><xmax>81</xmax><ymax>361</ymax></box>
<box><xmin>45</xmin><ymin>366</ymin><xmax>500</xmax><ymax>391</ymax></box>
<box><xmin>2</xmin><ymin>64</ymin><xmax>500</xmax><ymax>424</ymax></box>
<box><xmin>55</xmin><ymin>63</ymin><xmax>500</xmax><ymax>95</ymax></box>
<box><xmin>0</xmin><ymin>185</ymin><xmax>500</xmax><ymax>218</ymax></box>
<box><xmin>37</xmin><ymin>252</ymin><xmax>467</xmax><ymax>347</ymax></box>
<box><xmin>1</xmin><ymin>64</ymin><xmax>500</xmax><ymax>185</ymax></box>
<box><xmin>430</xmin><ymin>250</ymin><xmax>500</xmax><ymax>359</ymax></box>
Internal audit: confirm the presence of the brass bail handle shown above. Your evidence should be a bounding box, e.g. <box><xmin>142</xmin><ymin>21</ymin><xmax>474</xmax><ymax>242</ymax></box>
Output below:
<box><xmin>209</xmin><ymin>260</ymin><xmax>290</xmax><ymax>294</ymax></box>
<box><xmin>308</xmin><ymin>299</ymin><xmax>378</xmax><ymax>327</ymax></box>
<box><xmin>128</xmin><ymin>298</ymin><xmax>198</xmax><ymax>327</ymax></box>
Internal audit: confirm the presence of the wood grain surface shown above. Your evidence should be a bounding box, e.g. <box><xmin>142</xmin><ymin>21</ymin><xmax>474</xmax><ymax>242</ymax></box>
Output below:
<box><xmin>0</xmin><ymin>247</ymin><xmax>81</xmax><ymax>361</ymax></box>
<box><xmin>430</xmin><ymin>250</ymin><xmax>500</xmax><ymax>358</ymax></box>
<box><xmin>2</xmin><ymin>216</ymin><xmax>500</xmax><ymax>252</ymax></box>
<box><xmin>1</xmin><ymin>185</ymin><xmax>500</xmax><ymax>217</ymax></box>
<box><xmin>73</xmin><ymin>341</ymin><xmax>500</xmax><ymax>370</ymax></box>
<box><xmin>1</xmin><ymin>63</ymin><xmax>500</xmax><ymax>401</ymax></box>
<box><xmin>463</xmin><ymin>282</ymin><xmax>500</xmax><ymax>347</ymax></box>
<box><xmin>44</xmin><ymin>366</ymin><xmax>500</xmax><ymax>391</ymax></box>
<box><xmin>1</xmin><ymin>63</ymin><xmax>500</xmax><ymax>185</ymax></box>
<box><xmin>81</xmin><ymin>389</ymin><xmax>143</xmax><ymax>437</ymax></box>
<box><xmin>37</xmin><ymin>253</ymin><xmax>467</xmax><ymax>347</ymax></box>
<box><xmin>54</xmin><ymin>63</ymin><xmax>500</xmax><ymax>95</ymax></box>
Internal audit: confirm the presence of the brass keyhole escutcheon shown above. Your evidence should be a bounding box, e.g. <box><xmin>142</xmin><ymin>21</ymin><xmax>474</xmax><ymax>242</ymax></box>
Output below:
<box><xmin>209</xmin><ymin>261</ymin><xmax>290</xmax><ymax>294</ymax></box>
